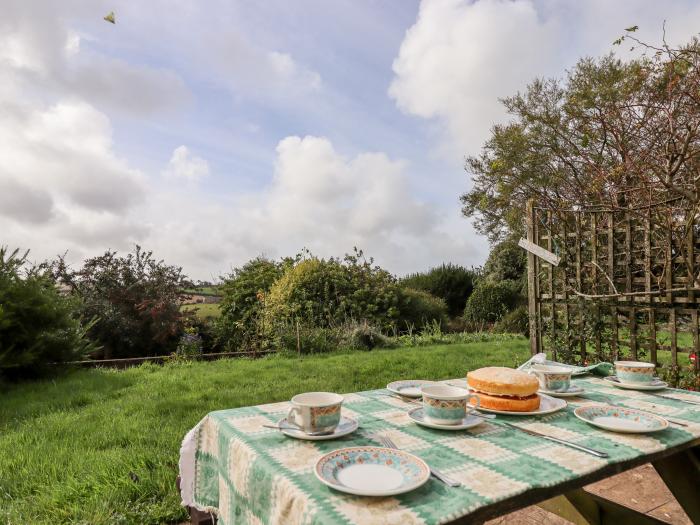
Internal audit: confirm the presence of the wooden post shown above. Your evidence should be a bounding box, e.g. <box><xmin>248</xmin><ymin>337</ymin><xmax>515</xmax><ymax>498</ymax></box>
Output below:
<box><xmin>608</xmin><ymin>212</ymin><xmax>618</xmax><ymax>361</ymax></box>
<box><xmin>591</xmin><ymin>213</ymin><xmax>602</xmax><ymax>359</ymax></box>
<box><xmin>576</xmin><ymin>212</ymin><xmax>585</xmax><ymax>362</ymax></box>
<box><xmin>645</xmin><ymin>210</ymin><xmax>657</xmax><ymax>365</ymax></box>
<box><xmin>547</xmin><ymin>211</ymin><xmax>556</xmax><ymax>360</ymax></box>
<box><xmin>526</xmin><ymin>200</ymin><xmax>539</xmax><ymax>356</ymax></box>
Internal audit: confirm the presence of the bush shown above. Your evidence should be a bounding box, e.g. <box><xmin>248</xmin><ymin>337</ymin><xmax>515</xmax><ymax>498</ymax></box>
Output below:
<box><xmin>493</xmin><ymin>305</ymin><xmax>529</xmax><ymax>336</ymax></box>
<box><xmin>53</xmin><ymin>246</ymin><xmax>188</xmax><ymax>359</ymax></box>
<box><xmin>482</xmin><ymin>238</ymin><xmax>526</xmax><ymax>286</ymax></box>
<box><xmin>0</xmin><ymin>247</ymin><xmax>96</xmax><ymax>380</ymax></box>
<box><xmin>400</xmin><ymin>264</ymin><xmax>478</xmax><ymax>316</ymax></box>
<box><xmin>339</xmin><ymin>321</ymin><xmax>392</xmax><ymax>350</ymax></box>
<box><xmin>217</xmin><ymin>257</ymin><xmax>290</xmax><ymax>350</ymax></box>
<box><xmin>463</xmin><ymin>281</ymin><xmax>520</xmax><ymax>325</ymax></box>
<box><xmin>398</xmin><ymin>288</ymin><xmax>448</xmax><ymax>331</ymax></box>
<box><xmin>264</xmin><ymin>251</ymin><xmax>401</xmax><ymax>330</ymax></box>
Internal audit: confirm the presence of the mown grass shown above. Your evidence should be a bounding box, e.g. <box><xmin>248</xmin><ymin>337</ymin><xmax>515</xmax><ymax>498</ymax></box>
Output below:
<box><xmin>180</xmin><ymin>302</ymin><xmax>221</xmax><ymax>320</ymax></box>
<box><xmin>0</xmin><ymin>336</ymin><xmax>529</xmax><ymax>525</ymax></box>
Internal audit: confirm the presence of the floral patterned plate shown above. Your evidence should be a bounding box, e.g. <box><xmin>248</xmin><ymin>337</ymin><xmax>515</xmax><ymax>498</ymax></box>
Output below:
<box><xmin>315</xmin><ymin>446</ymin><xmax>430</xmax><ymax>496</ymax></box>
<box><xmin>408</xmin><ymin>407</ymin><xmax>483</xmax><ymax>430</ymax></box>
<box><xmin>475</xmin><ymin>393</ymin><xmax>567</xmax><ymax>416</ymax></box>
<box><xmin>574</xmin><ymin>405</ymin><xmax>669</xmax><ymax>433</ymax></box>
<box><xmin>387</xmin><ymin>380</ymin><xmax>438</xmax><ymax>398</ymax></box>
<box><xmin>604</xmin><ymin>376</ymin><xmax>668</xmax><ymax>391</ymax></box>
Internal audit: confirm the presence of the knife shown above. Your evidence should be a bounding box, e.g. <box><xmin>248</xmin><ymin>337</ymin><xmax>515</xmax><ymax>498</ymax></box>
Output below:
<box><xmin>499</xmin><ymin>421</ymin><xmax>609</xmax><ymax>458</ymax></box>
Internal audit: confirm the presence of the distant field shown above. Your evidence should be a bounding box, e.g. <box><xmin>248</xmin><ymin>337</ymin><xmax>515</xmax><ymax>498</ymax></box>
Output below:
<box><xmin>180</xmin><ymin>302</ymin><xmax>221</xmax><ymax>320</ymax></box>
<box><xmin>181</xmin><ymin>286</ymin><xmax>221</xmax><ymax>296</ymax></box>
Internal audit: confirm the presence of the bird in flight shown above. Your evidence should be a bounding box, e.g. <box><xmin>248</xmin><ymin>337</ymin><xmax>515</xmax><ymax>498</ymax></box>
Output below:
<box><xmin>104</xmin><ymin>11</ymin><xmax>115</xmax><ymax>24</ymax></box>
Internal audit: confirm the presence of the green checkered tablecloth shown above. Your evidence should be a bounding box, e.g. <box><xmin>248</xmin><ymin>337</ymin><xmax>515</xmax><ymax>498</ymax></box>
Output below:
<box><xmin>185</xmin><ymin>378</ymin><xmax>700</xmax><ymax>524</ymax></box>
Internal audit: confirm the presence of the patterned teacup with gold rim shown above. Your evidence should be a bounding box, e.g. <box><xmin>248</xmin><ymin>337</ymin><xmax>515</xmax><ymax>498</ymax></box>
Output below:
<box><xmin>528</xmin><ymin>364</ymin><xmax>572</xmax><ymax>392</ymax></box>
<box><xmin>287</xmin><ymin>392</ymin><xmax>343</xmax><ymax>433</ymax></box>
<box><xmin>421</xmin><ymin>385</ymin><xmax>480</xmax><ymax>425</ymax></box>
<box><xmin>614</xmin><ymin>361</ymin><xmax>656</xmax><ymax>384</ymax></box>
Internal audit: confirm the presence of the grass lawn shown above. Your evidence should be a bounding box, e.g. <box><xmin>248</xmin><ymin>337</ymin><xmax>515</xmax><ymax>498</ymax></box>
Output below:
<box><xmin>0</xmin><ymin>337</ymin><xmax>529</xmax><ymax>525</ymax></box>
<box><xmin>180</xmin><ymin>302</ymin><xmax>221</xmax><ymax>320</ymax></box>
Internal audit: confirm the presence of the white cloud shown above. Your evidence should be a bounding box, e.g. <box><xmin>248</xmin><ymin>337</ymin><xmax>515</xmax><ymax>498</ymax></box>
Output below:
<box><xmin>389</xmin><ymin>0</ymin><xmax>562</xmax><ymax>159</ymax></box>
<box><xmin>389</xmin><ymin>0</ymin><xmax>700</xmax><ymax>161</ymax></box>
<box><xmin>163</xmin><ymin>146</ymin><xmax>210</xmax><ymax>182</ymax></box>
<box><xmin>140</xmin><ymin>135</ymin><xmax>479</xmax><ymax>278</ymax></box>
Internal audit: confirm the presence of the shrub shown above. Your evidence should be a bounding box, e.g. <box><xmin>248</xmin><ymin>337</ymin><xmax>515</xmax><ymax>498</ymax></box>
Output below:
<box><xmin>53</xmin><ymin>246</ymin><xmax>188</xmax><ymax>359</ymax></box>
<box><xmin>264</xmin><ymin>251</ymin><xmax>401</xmax><ymax>330</ymax></box>
<box><xmin>217</xmin><ymin>257</ymin><xmax>290</xmax><ymax>350</ymax></box>
<box><xmin>398</xmin><ymin>288</ymin><xmax>448</xmax><ymax>331</ymax></box>
<box><xmin>400</xmin><ymin>263</ymin><xmax>478</xmax><ymax>316</ymax></box>
<box><xmin>339</xmin><ymin>321</ymin><xmax>392</xmax><ymax>350</ymax></box>
<box><xmin>463</xmin><ymin>281</ymin><xmax>520</xmax><ymax>325</ymax></box>
<box><xmin>0</xmin><ymin>247</ymin><xmax>96</xmax><ymax>380</ymax></box>
<box><xmin>482</xmin><ymin>238</ymin><xmax>526</xmax><ymax>286</ymax></box>
<box><xmin>493</xmin><ymin>305</ymin><xmax>529</xmax><ymax>336</ymax></box>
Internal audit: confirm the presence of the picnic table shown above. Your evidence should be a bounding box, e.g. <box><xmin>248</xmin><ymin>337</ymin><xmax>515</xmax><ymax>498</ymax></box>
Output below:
<box><xmin>178</xmin><ymin>377</ymin><xmax>700</xmax><ymax>524</ymax></box>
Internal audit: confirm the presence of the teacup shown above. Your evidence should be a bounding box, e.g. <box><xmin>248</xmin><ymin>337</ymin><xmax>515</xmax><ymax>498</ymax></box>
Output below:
<box><xmin>287</xmin><ymin>392</ymin><xmax>343</xmax><ymax>433</ymax></box>
<box><xmin>528</xmin><ymin>364</ymin><xmax>572</xmax><ymax>392</ymax></box>
<box><xmin>421</xmin><ymin>385</ymin><xmax>480</xmax><ymax>425</ymax></box>
<box><xmin>614</xmin><ymin>361</ymin><xmax>656</xmax><ymax>384</ymax></box>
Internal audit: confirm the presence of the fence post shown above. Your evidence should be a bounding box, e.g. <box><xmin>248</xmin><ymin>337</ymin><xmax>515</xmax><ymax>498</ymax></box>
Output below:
<box><xmin>526</xmin><ymin>200</ymin><xmax>539</xmax><ymax>355</ymax></box>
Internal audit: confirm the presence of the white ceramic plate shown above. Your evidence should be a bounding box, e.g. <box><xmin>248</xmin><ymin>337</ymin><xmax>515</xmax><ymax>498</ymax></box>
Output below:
<box><xmin>387</xmin><ymin>380</ymin><xmax>437</xmax><ymax>398</ymax></box>
<box><xmin>539</xmin><ymin>386</ymin><xmax>585</xmax><ymax>398</ymax></box>
<box><xmin>408</xmin><ymin>407</ymin><xmax>483</xmax><ymax>430</ymax></box>
<box><xmin>475</xmin><ymin>393</ymin><xmax>567</xmax><ymax>416</ymax></box>
<box><xmin>604</xmin><ymin>376</ymin><xmax>669</xmax><ymax>391</ymax></box>
<box><xmin>275</xmin><ymin>416</ymin><xmax>358</xmax><ymax>441</ymax></box>
<box><xmin>315</xmin><ymin>446</ymin><xmax>430</xmax><ymax>496</ymax></box>
<box><xmin>574</xmin><ymin>405</ymin><xmax>669</xmax><ymax>433</ymax></box>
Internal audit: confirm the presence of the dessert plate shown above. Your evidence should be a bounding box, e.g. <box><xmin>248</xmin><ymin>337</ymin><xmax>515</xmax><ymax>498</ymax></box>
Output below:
<box><xmin>474</xmin><ymin>393</ymin><xmax>567</xmax><ymax>416</ymax></box>
<box><xmin>315</xmin><ymin>446</ymin><xmax>430</xmax><ymax>496</ymax></box>
<box><xmin>387</xmin><ymin>380</ymin><xmax>437</xmax><ymax>398</ymax></box>
<box><xmin>408</xmin><ymin>407</ymin><xmax>483</xmax><ymax>430</ymax></box>
<box><xmin>604</xmin><ymin>376</ymin><xmax>668</xmax><ymax>391</ymax></box>
<box><xmin>574</xmin><ymin>405</ymin><xmax>669</xmax><ymax>433</ymax></box>
<box><xmin>274</xmin><ymin>416</ymin><xmax>358</xmax><ymax>441</ymax></box>
<box><xmin>539</xmin><ymin>385</ymin><xmax>585</xmax><ymax>398</ymax></box>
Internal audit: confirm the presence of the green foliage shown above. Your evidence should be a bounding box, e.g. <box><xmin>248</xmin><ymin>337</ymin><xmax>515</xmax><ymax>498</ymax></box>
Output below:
<box><xmin>493</xmin><ymin>305</ymin><xmax>529</xmax><ymax>336</ymax></box>
<box><xmin>53</xmin><ymin>246</ymin><xmax>188</xmax><ymax>359</ymax></box>
<box><xmin>0</xmin><ymin>247</ymin><xmax>96</xmax><ymax>380</ymax></box>
<box><xmin>482</xmin><ymin>238</ymin><xmax>526</xmax><ymax>285</ymax></box>
<box><xmin>398</xmin><ymin>288</ymin><xmax>448</xmax><ymax>330</ymax></box>
<box><xmin>264</xmin><ymin>250</ymin><xmax>401</xmax><ymax>330</ymax></box>
<box><xmin>461</xmin><ymin>38</ymin><xmax>700</xmax><ymax>241</ymax></box>
<box><xmin>400</xmin><ymin>263</ymin><xmax>477</xmax><ymax>316</ymax></box>
<box><xmin>463</xmin><ymin>281</ymin><xmax>520</xmax><ymax>325</ymax></box>
<box><xmin>217</xmin><ymin>257</ymin><xmax>288</xmax><ymax>350</ymax></box>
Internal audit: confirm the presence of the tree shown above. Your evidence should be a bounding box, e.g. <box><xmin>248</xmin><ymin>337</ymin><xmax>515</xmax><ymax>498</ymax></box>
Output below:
<box><xmin>53</xmin><ymin>246</ymin><xmax>189</xmax><ymax>359</ymax></box>
<box><xmin>461</xmin><ymin>34</ymin><xmax>700</xmax><ymax>244</ymax></box>
<box><xmin>0</xmin><ymin>247</ymin><xmax>96</xmax><ymax>379</ymax></box>
<box><xmin>400</xmin><ymin>263</ymin><xmax>477</xmax><ymax>317</ymax></box>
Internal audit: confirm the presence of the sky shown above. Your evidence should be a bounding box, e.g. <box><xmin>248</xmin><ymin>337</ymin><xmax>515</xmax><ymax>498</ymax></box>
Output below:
<box><xmin>1</xmin><ymin>1</ymin><xmax>699</xmax><ymax>281</ymax></box>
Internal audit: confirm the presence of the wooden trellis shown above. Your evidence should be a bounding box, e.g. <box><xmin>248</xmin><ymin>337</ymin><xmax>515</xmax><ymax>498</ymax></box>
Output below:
<box><xmin>525</xmin><ymin>200</ymin><xmax>700</xmax><ymax>372</ymax></box>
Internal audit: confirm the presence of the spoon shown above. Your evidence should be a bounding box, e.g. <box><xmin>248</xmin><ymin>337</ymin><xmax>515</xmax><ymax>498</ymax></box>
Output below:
<box><xmin>262</xmin><ymin>424</ymin><xmax>335</xmax><ymax>436</ymax></box>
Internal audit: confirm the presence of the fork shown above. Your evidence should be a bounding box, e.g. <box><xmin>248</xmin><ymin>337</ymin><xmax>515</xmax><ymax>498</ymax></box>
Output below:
<box><xmin>375</xmin><ymin>435</ymin><xmax>461</xmax><ymax>487</ymax></box>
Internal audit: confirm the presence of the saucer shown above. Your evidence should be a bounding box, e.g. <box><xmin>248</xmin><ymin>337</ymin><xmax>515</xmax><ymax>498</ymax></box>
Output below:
<box><xmin>604</xmin><ymin>376</ymin><xmax>668</xmax><ymax>391</ymax></box>
<box><xmin>274</xmin><ymin>416</ymin><xmax>358</xmax><ymax>440</ymax></box>
<box><xmin>387</xmin><ymin>380</ymin><xmax>438</xmax><ymax>398</ymax></box>
<box><xmin>574</xmin><ymin>405</ymin><xmax>669</xmax><ymax>433</ymax></box>
<box><xmin>315</xmin><ymin>446</ymin><xmax>430</xmax><ymax>496</ymax></box>
<box><xmin>539</xmin><ymin>385</ymin><xmax>585</xmax><ymax>398</ymax></box>
<box><xmin>408</xmin><ymin>407</ymin><xmax>483</xmax><ymax>430</ymax></box>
